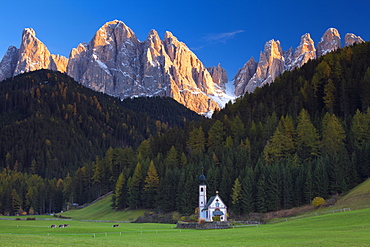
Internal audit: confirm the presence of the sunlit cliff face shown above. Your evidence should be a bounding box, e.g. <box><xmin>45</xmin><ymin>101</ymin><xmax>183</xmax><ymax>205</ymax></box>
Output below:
<box><xmin>13</xmin><ymin>28</ymin><xmax>68</xmax><ymax>76</ymax></box>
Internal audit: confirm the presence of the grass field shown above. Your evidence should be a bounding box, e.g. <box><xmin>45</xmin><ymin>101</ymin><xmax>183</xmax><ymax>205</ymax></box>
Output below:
<box><xmin>1</xmin><ymin>207</ymin><xmax>370</xmax><ymax>246</ymax></box>
<box><xmin>2</xmin><ymin>178</ymin><xmax>370</xmax><ymax>246</ymax></box>
<box><xmin>328</xmin><ymin>178</ymin><xmax>370</xmax><ymax>211</ymax></box>
<box><xmin>57</xmin><ymin>195</ymin><xmax>146</xmax><ymax>221</ymax></box>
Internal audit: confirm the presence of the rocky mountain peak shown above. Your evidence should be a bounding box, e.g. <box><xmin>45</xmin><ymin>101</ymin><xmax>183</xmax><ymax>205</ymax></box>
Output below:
<box><xmin>91</xmin><ymin>20</ymin><xmax>137</xmax><ymax>48</ymax></box>
<box><xmin>288</xmin><ymin>33</ymin><xmax>316</xmax><ymax>70</ymax></box>
<box><xmin>242</xmin><ymin>39</ymin><xmax>285</xmax><ymax>93</ymax></box>
<box><xmin>22</xmin><ymin>28</ymin><xmax>36</xmax><ymax>38</ymax></box>
<box><xmin>65</xmin><ymin>21</ymin><xmax>222</xmax><ymax>115</ymax></box>
<box><xmin>14</xmin><ymin>27</ymin><xmax>52</xmax><ymax>75</ymax></box>
<box><xmin>233</xmin><ymin>57</ymin><xmax>258</xmax><ymax>96</ymax></box>
<box><xmin>145</xmin><ymin>29</ymin><xmax>163</xmax><ymax>54</ymax></box>
<box><xmin>316</xmin><ymin>28</ymin><xmax>341</xmax><ymax>57</ymax></box>
<box><xmin>207</xmin><ymin>64</ymin><xmax>228</xmax><ymax>91</ymax></box>
<box><xmin>345</xmin><ymin>33</ymin><xmax>365</xmax><ymax>46</ymax></box>
<box><xmin>0</xmin><ymin>46</ymin><xmax>19</xmax><ymax>81</ymax></box>
<box><xmin>234</xmin><ymin>27</ymin><xmax>365</xmax><ymax>97</ymax></box>
<box><xmin>0</xmin><ymin>28</ymin><xmax>68</xmax><ymax>80</ymax></box>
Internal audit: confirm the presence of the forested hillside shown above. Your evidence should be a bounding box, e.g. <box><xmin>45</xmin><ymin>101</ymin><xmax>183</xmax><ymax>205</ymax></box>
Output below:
<box><xmin>1</xmin><ymin>42</ymin><xmax>370</xmax><ymax>218</ymax></box>
<box><xmin>0</xmin><ymin>70</ymin><xmax>198</xmax><ymax>215</ymax></box>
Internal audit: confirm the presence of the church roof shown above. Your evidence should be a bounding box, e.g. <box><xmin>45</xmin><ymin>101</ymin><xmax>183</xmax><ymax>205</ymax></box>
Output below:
<box><xmin>201</xmin><ymin>194</ymin><xmax>227</xmax><ymax>211</ymax></box>
<box><xmin>201</xmin><ymin>196</ymin><xmax>216</xmax><ymax>211</ymax></box>
<box><xmin>199</xmin><ymin>174</ymin><xmax>206</xmax><ymax>185</ymax></box>
<box><xmin>213</xmin><ymin>211</ymin><xmax>224</xmax><ymax>216</ymax></box>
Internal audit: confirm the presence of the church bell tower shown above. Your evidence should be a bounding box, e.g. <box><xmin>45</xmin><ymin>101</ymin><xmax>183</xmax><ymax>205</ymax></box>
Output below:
<box><xmin>199</xmin><ymin>174</ymin><xmax>207</xmax><ymax>219</ymax></box>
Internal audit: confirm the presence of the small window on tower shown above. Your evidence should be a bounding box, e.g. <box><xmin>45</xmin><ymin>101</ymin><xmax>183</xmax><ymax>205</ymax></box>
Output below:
<box><xmin>201</xmin><ymin>188</ymin><xmax>204</xmax><ymax>192</ymax></box>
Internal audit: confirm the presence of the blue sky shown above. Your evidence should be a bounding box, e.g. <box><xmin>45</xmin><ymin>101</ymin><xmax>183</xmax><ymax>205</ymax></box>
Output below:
<box><xmin>1</xmin><ymin>0</ymin><xmax>370</xmax><ymax>79</ymax></box>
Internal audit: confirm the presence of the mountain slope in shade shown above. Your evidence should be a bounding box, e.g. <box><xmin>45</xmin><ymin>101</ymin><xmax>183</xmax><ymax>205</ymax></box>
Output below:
<box><xmin>234</xmin><ymin>28</ymin><xmax>365</xmax><ymax>96</ymax></box>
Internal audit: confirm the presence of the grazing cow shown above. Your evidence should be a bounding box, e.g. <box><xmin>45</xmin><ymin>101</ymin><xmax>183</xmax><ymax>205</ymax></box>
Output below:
<box><xmin>64</xmin><ymin>224</ymin><xmax>69</xmax><ymax>227</ymax></box>
<box><xmin>112</xmin><ymin>224</ymin><xmax>119</xmax><ymax>227</ymax></box>
<box><xmin>50</xmin><ymin>224</ymin><xmax>56</xmax><ymax>228</ymax></box>
<box><xmin>58</xmin><ymin>224</ymin><xmax>64</xmax><ymax>228</ymax></box>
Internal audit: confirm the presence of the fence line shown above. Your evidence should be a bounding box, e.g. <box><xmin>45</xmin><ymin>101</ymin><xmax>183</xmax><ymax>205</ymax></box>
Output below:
<box><xmin>0</xmin><ymin>228</ymin><xmax>188</xmax><ymax>238</ymax></box>
<box><xmin>269</xmin><ymin>207</ymin><xmax>351</xmax><ymax>224</ymax></box>
<box><xmin>0</xmin><ymin>218</ymin><xmax>72</xmax><ymax>221</ymax></box>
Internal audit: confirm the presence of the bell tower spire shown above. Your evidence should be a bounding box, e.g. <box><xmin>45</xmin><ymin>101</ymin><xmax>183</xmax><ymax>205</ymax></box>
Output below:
<box><xmin>199</xmin><ymin>174</ymin><xmax>207</xmax><ymax>220</ymax></box>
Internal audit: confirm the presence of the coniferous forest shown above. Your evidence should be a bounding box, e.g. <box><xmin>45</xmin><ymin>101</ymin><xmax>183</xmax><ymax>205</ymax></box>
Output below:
<box><xmin>1</xmin><ymin>42</ymin><xmax>370</xmax><ymax>217</ymax></box>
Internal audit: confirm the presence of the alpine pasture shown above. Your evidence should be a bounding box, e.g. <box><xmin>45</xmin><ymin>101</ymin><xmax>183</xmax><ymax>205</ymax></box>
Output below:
<box><xmin>2</xmin><ymin>179</ymin><xmax>370</xmax><ymax>246</ymax></box>
<box><xmin>1</xmin><ymin>208</ymin><xmax>370</xmax><ymax>246</ymax></box>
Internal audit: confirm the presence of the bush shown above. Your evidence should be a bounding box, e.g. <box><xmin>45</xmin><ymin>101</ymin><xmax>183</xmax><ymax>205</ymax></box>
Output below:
<box><xmin>212</xmin><ymin>216</ymin><xmax>220</xmax><ymax>221</ymax></box>
<box><xmin>171</xmin><ymin>212</ymin><xmax>181</xmax><ymax>222</ymax></box>
<box><xmin>312</xmin><ymin>197</ymin><xmax>325</xmax><ymax>207</ymax></box>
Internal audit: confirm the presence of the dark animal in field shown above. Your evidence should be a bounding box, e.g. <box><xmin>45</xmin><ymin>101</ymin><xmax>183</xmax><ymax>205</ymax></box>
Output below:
<box><xmin>58</xmin><ymin>224</ymin><xmax>64</xmax><ymax>228</ymax></box>
<box><xmin>50</xmin><ymin>224</ymin><xmax>56</xmax><ymax>228</ymax></box>
<box><xmin>64</xmin><ymin>224</ymin><xmax>69</xmax><ymax>227</ymax></box>
<box><xmin>112</xmin><ymin>224</ymin><xmax>119</xmax><ymax>227</ymax></box>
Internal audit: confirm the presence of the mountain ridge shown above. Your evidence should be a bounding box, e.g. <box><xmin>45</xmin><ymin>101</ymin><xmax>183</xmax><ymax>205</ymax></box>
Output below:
<box><xmin>233</xmin><ymin>28</ymin><xmax>365</xmax><ymax>96</ymax></box>
<box><xmin>0</xmin><ymin>20</ymin><xmax>229</xmax><ymax>115</ymax></box>
<box><xmin>0</xmin><ymin>21</ymin><xmax>366</xmax><ymax>114</ymax></box>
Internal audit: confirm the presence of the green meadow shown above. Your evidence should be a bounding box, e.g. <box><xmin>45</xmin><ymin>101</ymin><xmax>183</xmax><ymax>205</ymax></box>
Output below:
<box><xmin>1</xmin><ymin>207</ymin><xmax>370</xmax><ymax>246</ymax></box>
<box><xmin>57</xmin><ymin>195</ymin><xmax>146</xmax><ymax>221</ymax></box>
<box><xmin>1</xmin><ymin>179</ymin><xmax>370</xmax><ymax>246</ymax></box>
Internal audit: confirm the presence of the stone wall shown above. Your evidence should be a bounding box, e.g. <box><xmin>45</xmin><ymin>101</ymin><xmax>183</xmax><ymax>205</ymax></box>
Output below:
<box><xmin>176</xmin><ymin>221</ymin><xmax>230</xmax><ymax>230</ymax></box>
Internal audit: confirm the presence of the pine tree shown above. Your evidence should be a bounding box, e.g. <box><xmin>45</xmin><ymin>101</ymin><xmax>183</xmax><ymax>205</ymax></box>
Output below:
<box><xmin>157</xmin><ymin>168</ymin><xmax>178</xmax><ymax>212</ymax></box>
<box><xmin>113</xmin><ymin>172</ymin><xmax>127</xmax><ymax>209</ymax></box>
<box><xmin>143</xmin><ymin>161</ymin><xmax>160</xmax><ymax>208</ymax></box>
<box><xmin>361</xmin><ymin>68</ymin><xmax>370</xmax><ymax>110</ymax></box>
<box><xmin>313</xmin><ymin>158</ymin><xmax>329</xmax><ymax>198</ymax></box>
<box><xmin>263</xmin><ymin>116</ymin><xmax>295</xmax><ymax>163</ymax></box>
<box><xmin>231</xmin><ymin>178</ymin><xmax>242</xmax><ymax>214</ymax></box>
<box><xmin>256</xmin><ymin>172</ymin><xmax>268</xmax><ymax>213</ymax></box>
<box><xmin>281</xmin><ymin>163</ymin><xmax>294</xmax><ymax>209</ymax></box>
<box><xmin>304</xmin><ymin>164</ymin><xmax>314</xmax><ymax>203</ymax></box>
<box><xmin>351</xmin><ymin>109</ymin><xmax>370</xmax><ymax>149</ymax></box>
<box><xmin>11</xmin><ymin>189</ymin><xmax>22</xmax><ymax>215</ymax></box>
<box><xmin>187</xmin><ymin>127</ymin><xmax>205</xmax><ymax>154</ymax></box>
<box><xmin>231</xmin><ymin>116</ymin><xmax>245</xmax><ymax>143</ymax></box>
<box><xmin>127</xmin><ymin>162</ymin><xmax>143</xmax><ymax>209</ymax></box>
<box><xmin>323</xmin><ymin>79</ymin><xmax>336</xmax><ymax>114</ymax></box>
<box><xmin>240</xmin><ymin>168</ymin><xmax>255</xmax><ymax>214</ymax></box>
<box><xmin>265</xmin><ymin>164</ymin><xmax>281</xmax><ymax>211</ymax></box>
<box><xmin>165</xmin><ymin>146</ymin><xmax>178</xmax><ymax>168</ymax></box>
<box><xmin>296</xmin><ymin>109</ymin><xmax>320</xmax><ymax>160</ymax></box>
<box><xmin>321</xmin><ymin>113</ymin><xmax>346</xmax><ymax>156</ymax></box>
<box><xmin>207</xmin><ymin>120</ymin><xmax>225</xmax><ymax>150</ymax></box>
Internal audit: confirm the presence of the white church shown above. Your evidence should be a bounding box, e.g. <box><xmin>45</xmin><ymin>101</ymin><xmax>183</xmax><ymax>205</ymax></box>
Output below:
<box><xmin>198</xmin><ymin>174</ymin><xmax>227</xmax><ymax>222</ymax></box>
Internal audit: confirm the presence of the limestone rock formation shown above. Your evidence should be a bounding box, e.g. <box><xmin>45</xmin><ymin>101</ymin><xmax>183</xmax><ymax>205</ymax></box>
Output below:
<box><xmin>0</xmin><ymin>46</ymin><xmax>18</xmax><ymax>81</ymax></box>
<box><xmin>0</xmin><ymin>28</ymin><xmax>68</xmax><ymax>81</ymax></box>
<box><xmin>0</xmin><ymin>20</ymin><xmax>226</xmax><ymax>115</ymax></box>
<box><xmin>233</xmin><ymin>57</ymin><xmax>258</xmax><ymax>96</ymax></box>
<box><xmin>67</xmin><ymin>20</ymin><xmax>142</xmax><ymax>96</ymax></box>
<box><xmin>345</xmin><ymin>33</ymin><xmax>365</xmax><ymax>46</ymax></box>
<box><xmin>50</xmin><ymin>54</ymin><xmax>69</xmax><ymax>73</ymax></box>
<box><xmin>316</xmin><ymin>28</ymin><xmax>341</xmax><ymax>57</ymax></box>
<box><xmin>234</xmin><ymin>27</ymin><xmax>364</xmax><ymax>97</ymax></box>
<box><xmin>67</xmin><ymin>20</ymin><xmax>221</xmax><ymax>114</ymax></box>
<box><xmin>243</xmin><ymin>40</ymin><xmax>285</xmax><ymax>93</ymax></box>
<box><xmin>289</xmin><ymin>33</ymin><xmax>316</xmax><ymax>70</ymax></box>
<box><xmin>207</xmin><ymin>64</ymin><xmax>228</xmax><ymax>91</ymax></box>
<box><xmin>13</xmin><ymin>28</ymin><xmax>52</xmax><ymax>75</ymax></box>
